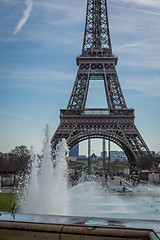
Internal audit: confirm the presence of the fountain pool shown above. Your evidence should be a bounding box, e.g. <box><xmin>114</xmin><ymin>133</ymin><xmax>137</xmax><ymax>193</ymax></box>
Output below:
<box><xmin>17</xmin><ymin>125</ymin><xmax>160</xmax><ymax>221</ymax></box>
<box><xmin>69</xmin><ymin>181</ymin><xmax>160</xmax><ymax>221</ymax></box>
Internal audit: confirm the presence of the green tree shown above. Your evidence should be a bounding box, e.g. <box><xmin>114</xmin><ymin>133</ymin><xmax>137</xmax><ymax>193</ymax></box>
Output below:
<box><xmin>9</xmin><ymin>145</ymin><xmax>30</xmax><ymax>173</ymax></box>
<box><xmin>139</xmin><ymin>155</ymin><xmax>158</xmax><ymax>170</ymax></box>
<box><xmin>10</xmin><ymin>145</ymin><xmax>29</xmax><ymax>157</ymax></box>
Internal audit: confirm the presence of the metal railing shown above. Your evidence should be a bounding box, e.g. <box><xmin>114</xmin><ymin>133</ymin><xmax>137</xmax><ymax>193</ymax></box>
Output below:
<box><xmin>60</xmin><ymin>108</ymin><xmax>134</xmax><ymax>117</ymax></box>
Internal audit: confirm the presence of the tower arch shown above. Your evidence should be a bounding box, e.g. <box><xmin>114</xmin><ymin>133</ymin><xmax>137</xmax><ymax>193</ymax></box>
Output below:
<box><xmin>67</xmin><ymin>130</ymin><xmax>138</xmax><ymax>166</ymax></box>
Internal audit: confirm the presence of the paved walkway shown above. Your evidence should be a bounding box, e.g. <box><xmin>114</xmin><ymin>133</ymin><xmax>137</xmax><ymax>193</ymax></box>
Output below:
<box><xmin>115</xmin><ymin>176</ymin><xmax>133</xmax><ymax>187</ymax></box>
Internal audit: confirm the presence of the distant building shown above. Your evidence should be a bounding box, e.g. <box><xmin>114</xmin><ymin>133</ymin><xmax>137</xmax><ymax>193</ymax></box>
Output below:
<box><xmin>143</xmin><ymin>151</ymin><xmax>156</xmax><ymax>157</ymax></box>
<box><xmin>151</xmin><ymin>151</ymin><xmax>156</xmax><ymax>157</ymax></box>
<box><xmin>100</xmin><ymin>150</ymin><xmax>126</xmax><ymax>162</ymax></box>
<box><xmin>100</xmin><ymin>151</ymin><xmax>107</xmax><ymax>158</ymax></box>
<box><xmin>140</xmin><ymin>170</ymin><xmax>160</xmax><ymax>184</ymax></box>
<box><xmin>123</xmin><ymin>164</ymin><xmax>130</xmax><ymax>175</ymax></box>
<box><xmin>77</xmin><ymin>155</ymin><xmax>87</xmax><ymax>160</ymax></box>
<box><xmin>148</xmin><ymin>172</ymin><xmax>160</xmax><ymax>184</ymax></box>
<box><xmin>69</xmin><ymin>144</ymin><xmax>79</xmax><ymax>157</ymax></box>
<box><xmin>110</xmin><ymin>151</ymin><xmax>126</xmax><ymax>157</ymax></box>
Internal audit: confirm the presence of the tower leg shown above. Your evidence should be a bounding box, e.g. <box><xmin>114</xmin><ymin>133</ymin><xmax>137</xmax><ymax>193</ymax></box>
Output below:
<box><xmin>108</xmin><ymin>140</ymin><xmax>111</xmax><ymax>174</ymax></box>
<box><xmin>102</xmin><ymin>138</ymin><xmax>106</xmax><ymax>170</ymax></box>
<box><xmin>88</xmin><ymin>138</ymin><xmax>91</xmax><ymax>172</ymax></box>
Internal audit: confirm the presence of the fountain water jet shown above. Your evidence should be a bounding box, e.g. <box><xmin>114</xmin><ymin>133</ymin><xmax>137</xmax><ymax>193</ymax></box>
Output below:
<box><xmin>17</xmin><ymin>125</ymin><xmax>160</xmax><ymax>221</ymax></box>
<box><xmin>19</xmin><ymin>124</ymin><xmax>69</xmax><ymax>216</ymax></box>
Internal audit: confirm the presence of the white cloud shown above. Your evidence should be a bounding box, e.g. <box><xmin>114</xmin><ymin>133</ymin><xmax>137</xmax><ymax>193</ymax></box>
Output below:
<box><xmin>120</xmin><ymin>0</ymin><xmax>160</xmax><ymax>8</ymax></box>
<box><xmin>121</xmin><ymin>74</ymin><xmax>160</xmax><ymax>97</ymax></box>
<box><xmin>0</xmin><ymin>69</ymin><xmax>74</xmax><ymax>82</ymax></box>
<box><xmin>109</xmin><ymin>3</ymin><xmax>160</xmax><ymax>17</ymax></box>
<box><xmin>13</xmin><ymin>0</ymin><xmax>33</xmax><ymax>35</ymax></box>
<box><xmin>0</xmin><ymin>69</ymin><xmax>75</xmax><ymax>95</ymax></box>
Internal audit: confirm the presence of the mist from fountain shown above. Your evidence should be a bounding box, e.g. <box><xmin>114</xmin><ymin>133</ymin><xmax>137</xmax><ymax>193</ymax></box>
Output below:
<box><xmin>19</xmin><ymin>124</ymin><xmax>69</xmax><ymax>216</ymax></box>
<box><xmin>18</xmin><ymin>125</ymin><xmax>160</xmax><ymax>221</ymax></box>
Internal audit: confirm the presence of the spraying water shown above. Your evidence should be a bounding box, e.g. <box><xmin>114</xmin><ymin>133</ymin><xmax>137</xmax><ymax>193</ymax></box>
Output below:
<box><xmin>19</xmin><ymin>124</ymin><xmax>69</xmax><ymax>215</ymax></box>
<box><xmin>18</xmin><ymin>125</ymin><xmax>160</xmax><ymax>220</ymax></box>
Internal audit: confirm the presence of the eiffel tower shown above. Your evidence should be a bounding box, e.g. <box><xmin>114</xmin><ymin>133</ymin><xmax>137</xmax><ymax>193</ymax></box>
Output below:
<box><xmin>51</xmin><ymin>0</ymin><xmax>151</xmax><ymax>167</ymax></box>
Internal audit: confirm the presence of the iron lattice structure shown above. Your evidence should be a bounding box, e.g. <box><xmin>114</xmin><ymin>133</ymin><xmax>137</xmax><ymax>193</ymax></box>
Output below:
<box><xmin>51</xmin><ymin>0</ymin><xmax>151</xmax><ymax>166</ymax></box>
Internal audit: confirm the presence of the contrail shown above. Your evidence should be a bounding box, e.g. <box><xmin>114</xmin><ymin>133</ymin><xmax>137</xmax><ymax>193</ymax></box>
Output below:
<box><xmin>0</xmin><ymin>110</ymin><xmax>44</xmax><ymax>123</ymax></box>
<box><xmin>14</xmin><ymin>0</ymin><xmax>33</xmax><ymax>35</ymax></box>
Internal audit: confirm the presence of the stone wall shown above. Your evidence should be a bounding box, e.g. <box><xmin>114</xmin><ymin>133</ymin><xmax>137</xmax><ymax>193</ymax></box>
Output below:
<box><xmin>0</xmin><ymin>221</ymin><xmax>158</xmax><ymax>240</ymax></box>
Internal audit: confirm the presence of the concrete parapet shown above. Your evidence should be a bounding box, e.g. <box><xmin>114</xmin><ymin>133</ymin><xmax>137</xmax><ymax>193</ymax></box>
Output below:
<box><xmin>0</xmin><ymin>176</ymin><xmax>1</xmax><ymax>192</ymax></box>
<box><xmin>0</xmin><ymin>219</ymin><xmax>159</xmax><ymax>240</ymax></box>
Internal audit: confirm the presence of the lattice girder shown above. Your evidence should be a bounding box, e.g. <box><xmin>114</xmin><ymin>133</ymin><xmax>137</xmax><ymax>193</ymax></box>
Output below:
<box><xmin>67</xmin><ymin>58</ymin><xmax>127</xmax><ymax>110</ymax></box>
<box><xmin>51</xmin><ymin>113</ymin><xmax>151</xmax><ymax>165</ymax></box>
<box><xmin>51</xmin><ymin>0</ymin><xmax>152</xmax><ymax>166</ymax></box>
<box><xmin>82</xmin><ymin>0</ymin><xmax>112</xmax><ymax>56</ymax></box>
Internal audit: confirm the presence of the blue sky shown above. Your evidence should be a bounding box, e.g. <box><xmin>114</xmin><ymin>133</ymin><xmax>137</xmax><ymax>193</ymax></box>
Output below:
<box><xmin>0</xmin><ymin>0</ymin><xmax>160</xmax><ymax>155</ymax></box>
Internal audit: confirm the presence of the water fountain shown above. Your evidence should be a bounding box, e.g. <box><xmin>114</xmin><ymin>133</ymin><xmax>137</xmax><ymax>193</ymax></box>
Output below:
<box><xmin>19</xmin><ymin>124</ymin><xmax>69</xmax><ymax>216</ymax></box>
<box><xmin>18</xmin><ymin>125</ymin><xmax>160</xmax><ymax>221</ymax></box>
<box><xmin>0</xmin><ymin>125</ymin><xmax>160</xmax><ymax>239</ymax></box>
